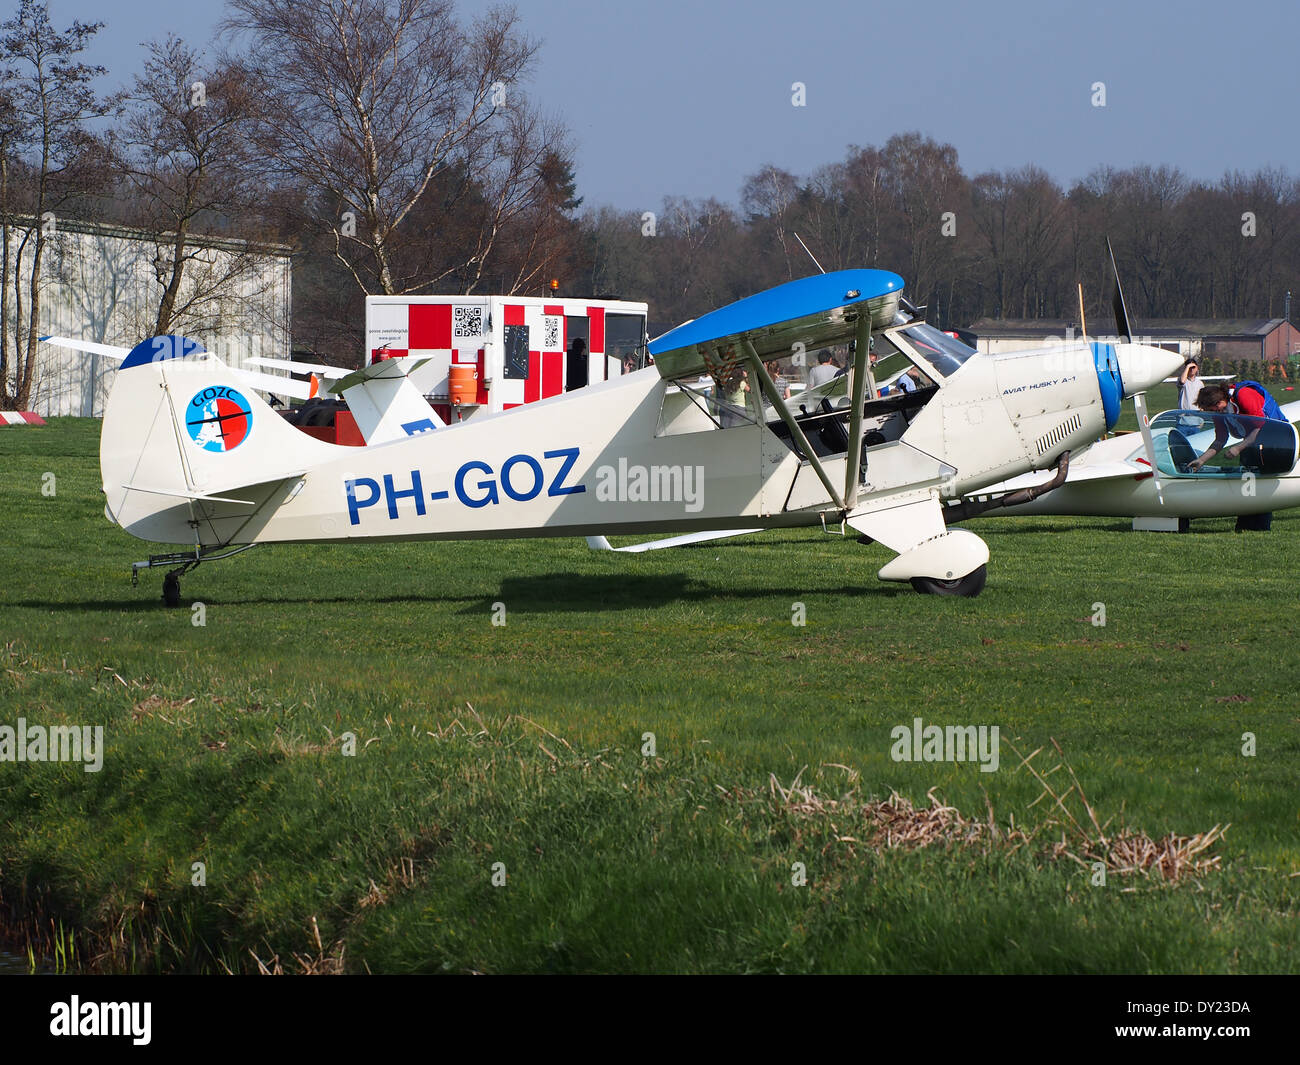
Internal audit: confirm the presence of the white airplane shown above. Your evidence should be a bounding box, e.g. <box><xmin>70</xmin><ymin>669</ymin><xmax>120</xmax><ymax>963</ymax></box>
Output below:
<box><xmin>82</xmin><ymin>267</ymin><xmax>1179</xmax><ymax>605</ymax></box>
<box><xmin>946</xmin><ymin>400</ymin><xmax>1300</xmax><ymax>527</ymax></box>
<box><xmin>938</xmin><ymin>236</ymin><xmax>1300</xmax><ymax>531</ymax></box>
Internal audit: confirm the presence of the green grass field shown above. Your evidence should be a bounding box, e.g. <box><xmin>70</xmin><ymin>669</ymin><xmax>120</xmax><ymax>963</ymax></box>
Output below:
<box><xmin>1</xmin><ymin>409</ymin><xmax>1297</xmax><ymax>973</ymax></box>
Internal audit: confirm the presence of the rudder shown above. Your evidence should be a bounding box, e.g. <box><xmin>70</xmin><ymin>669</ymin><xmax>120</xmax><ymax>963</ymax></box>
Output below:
<box><xmin>101</xmin><ymin>336</ymin><xmax>340</xmax><ymax>542</ymax></box>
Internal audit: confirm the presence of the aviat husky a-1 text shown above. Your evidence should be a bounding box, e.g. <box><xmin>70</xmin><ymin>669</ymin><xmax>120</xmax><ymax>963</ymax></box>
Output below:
<box><xmin>80</xmin><ymin>268</ymin><xmax>1179</xmax><ymax>604</ymax></box>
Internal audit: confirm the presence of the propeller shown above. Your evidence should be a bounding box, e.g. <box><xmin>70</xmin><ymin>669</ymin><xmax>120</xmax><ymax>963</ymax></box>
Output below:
<box><xmin>1106</xmin><ymin>237</ymin><xmax>1132</xmax><ymax>342</ymax></box>
<box><xmin>1106</xmin><ymin>238</ymin><xmax>1162</xmax><ymax>503</ymax></box>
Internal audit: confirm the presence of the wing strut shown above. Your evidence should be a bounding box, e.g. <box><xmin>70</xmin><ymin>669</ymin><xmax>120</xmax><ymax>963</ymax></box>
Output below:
<box><xmin>843</xmin><ymin>311</ymin><xmax>872</xmax><ymax>508</ymax></box>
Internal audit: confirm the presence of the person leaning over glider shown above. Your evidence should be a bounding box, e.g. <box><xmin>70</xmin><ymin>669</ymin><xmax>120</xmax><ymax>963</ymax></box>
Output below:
<box><xmin>1187</xmin><ymin>381</ymin><xmax>1286</xmax><ymax>471</ymax></box>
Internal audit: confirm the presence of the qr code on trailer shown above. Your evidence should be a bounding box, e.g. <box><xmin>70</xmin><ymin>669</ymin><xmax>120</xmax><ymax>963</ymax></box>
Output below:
<box><xmin>453</xmin><ymin>305</ymin><xmax>483</xmax><ymax>338</ymax></box>
<box><xmin>543</xmin><ymin>316</ymin><xmax>560</xmax><ymax>350</ymax></box>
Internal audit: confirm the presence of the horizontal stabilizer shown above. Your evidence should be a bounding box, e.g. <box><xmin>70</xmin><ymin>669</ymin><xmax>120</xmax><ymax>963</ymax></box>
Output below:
<box><xmin>326</xmin><ymin>357</ymin><xmax>432</xmax><ymax>392</ymax></box>
<box><xmin>40</xmin><ymin>335</ymin><xmax>131</xmax><ymax>359</ymax></box>
<box><xmin>41</xmin><ymin>335</ymin><xmax>308</xmax><ymax>399</ymax></box>
<box><xmin>122</xmin><ymin>484</ymin><xmax>259</xmax><ymax>505</ymax></box>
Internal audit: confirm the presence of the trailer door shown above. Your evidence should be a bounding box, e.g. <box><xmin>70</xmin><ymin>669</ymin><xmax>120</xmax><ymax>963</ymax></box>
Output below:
<box><xmin>565</xmin><ymin>315</ymin><xmax>590</xmax><ymax>391</ymax></box>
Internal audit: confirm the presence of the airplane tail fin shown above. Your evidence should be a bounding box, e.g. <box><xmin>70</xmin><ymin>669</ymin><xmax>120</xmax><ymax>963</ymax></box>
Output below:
<box><xmin>100</xmin><ymin>336</ymin><xmax>340</xmax><ymax>543</ymax></box>
<box><xmin>329</xmin><ymin>357</ymin><xmax>444</xmax><ymax>443</ymax></box>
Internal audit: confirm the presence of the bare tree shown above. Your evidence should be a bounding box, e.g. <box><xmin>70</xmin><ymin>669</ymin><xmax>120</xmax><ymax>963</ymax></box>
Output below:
<box><xmin>222</xmin><ymin>0</ymin><xmax>572</xmax><ymax>299</ymax></box>
<box><xmin>654</xmin><ymin>196</ymin><xmax>743</xmax><ymax>325</ymax></box>
<box><xmin>0</xmin><ymin>87</ymin><xmax>21</xmax><ymax>396</ymax></box>
<box><xmin>0</xmin><ymin>0</ymin><xmax>113</xmax><ymax>408</ymax></box>
<box><xmin>881</xmin><ymin>132</ymin><xmax>968</xmax><ymax>316</ymax></box>
<box><xmin>740</xmin><ymin>165</ymin><xmax>800</xmax><ymax>279</ymax></box>
<box><xmin>118</xmin><ymin>36</ymin><xmax>263</xmax><ymax>336</ymax></box>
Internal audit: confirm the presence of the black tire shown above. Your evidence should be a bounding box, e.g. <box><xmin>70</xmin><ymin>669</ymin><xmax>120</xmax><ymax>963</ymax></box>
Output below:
<box><xmin>162</xmin><ymin>573</ymin><xmax>181</xmax><ymax>608</ymax></box>
<box><xmin>909</xmin><ymin>564</ymin><xmax>987</xmax><ymax>597</ymax></box>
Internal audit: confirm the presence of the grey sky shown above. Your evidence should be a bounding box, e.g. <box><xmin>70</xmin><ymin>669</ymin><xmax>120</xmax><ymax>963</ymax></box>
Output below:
<box><xmin>45</xmin><ymin>0</ymin><xmax>1300</xmax><ymax>211</ymax></box>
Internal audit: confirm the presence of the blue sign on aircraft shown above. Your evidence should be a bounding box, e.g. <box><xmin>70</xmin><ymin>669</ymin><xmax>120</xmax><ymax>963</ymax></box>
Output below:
<box><xmin>345</xmin><ymin>447</ymin><xmax>585</xmax><ymax>525</ymax></box>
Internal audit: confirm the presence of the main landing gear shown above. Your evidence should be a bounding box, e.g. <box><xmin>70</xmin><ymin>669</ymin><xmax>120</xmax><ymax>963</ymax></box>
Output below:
<box><xmin>162</xmin><ymin>571</ymin><xmax>182</xmax><ymax>608</ymax></box>
<box><xmin>909</xmin><ymin>564</ymin><xmax>987</xmax><ymax>597</ymax></box>
<box><xmin>130</xmin><ymin>544</ymin><xmax>258</xmax><ymax>607</ymax></box>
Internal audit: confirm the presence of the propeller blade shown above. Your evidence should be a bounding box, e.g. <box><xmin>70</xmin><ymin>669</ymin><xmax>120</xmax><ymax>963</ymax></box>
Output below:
<box><xmin>1106</xmin><ymin>237</ymin><xmax>1132</xmax><ymax>342</ymax></box>
<box><xmin>1132</xmin><ymin>391</ymin><xmax>1164</xmax><ymax>505</ymax></box>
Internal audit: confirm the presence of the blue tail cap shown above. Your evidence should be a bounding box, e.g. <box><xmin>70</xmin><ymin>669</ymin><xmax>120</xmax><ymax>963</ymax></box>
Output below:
<box><xmin>121</xmin><ymin>335</ymin><xmax>207</xmax><ymax>370</ymax></box>
<box><xmin>1092</xmin><ymin>342</ymin><xmax>1122</xmax><ymax>430</ymax></box>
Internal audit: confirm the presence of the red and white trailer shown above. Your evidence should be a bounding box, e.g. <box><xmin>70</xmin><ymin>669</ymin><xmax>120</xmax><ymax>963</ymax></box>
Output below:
<box><xmin>365</xmin><ymin>295</ymin><xmax>649</xmax><ymax>423</ymax></box>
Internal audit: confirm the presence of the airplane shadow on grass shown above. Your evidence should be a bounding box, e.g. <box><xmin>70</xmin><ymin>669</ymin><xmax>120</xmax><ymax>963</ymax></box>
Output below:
<box><xmin>455</xmin><ymin>573</ymin><xmax>897</xmax><ymax>615</ymax></box>
<box><xmin>9</xmin><ymin>573</ymin><xmax>902</xmax><ymax>614</ymax></box>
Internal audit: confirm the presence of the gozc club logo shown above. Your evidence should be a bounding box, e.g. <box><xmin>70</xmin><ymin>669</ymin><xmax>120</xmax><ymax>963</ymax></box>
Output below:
<box><xmin>186</xmin><ymin>386</ymin><xmax>252</xmax><ymax>452</ymax></box>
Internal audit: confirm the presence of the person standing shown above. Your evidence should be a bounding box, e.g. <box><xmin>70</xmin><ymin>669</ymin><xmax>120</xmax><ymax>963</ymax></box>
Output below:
<box><xmin>1177</xmin><ymin>359</ymin><xmax>1203</xmax><ymax>409</ymax></box>
<box><xmin>807</xmin><ymin>350</ymin><xmax>838</xmax><ymax>388</ymax></box>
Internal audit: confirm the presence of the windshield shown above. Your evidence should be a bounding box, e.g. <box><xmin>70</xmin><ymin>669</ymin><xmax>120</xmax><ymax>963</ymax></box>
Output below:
<box><xmin>897</xmin><ymin>323</ymin><xmax>976</xmax><ymax>377</ymax></box>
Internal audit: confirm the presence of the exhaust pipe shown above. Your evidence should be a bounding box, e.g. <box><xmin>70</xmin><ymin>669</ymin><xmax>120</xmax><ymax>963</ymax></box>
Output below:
<box><xmin>942</xmin><ymin>452</ymin><xmax>1071</xmax><ymax>523</ymax></box>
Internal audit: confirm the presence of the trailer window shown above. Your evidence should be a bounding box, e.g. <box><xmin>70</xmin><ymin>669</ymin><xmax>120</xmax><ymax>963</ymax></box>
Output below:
<box><xmin>503</xmin><ymin>324</ymin><xmax>529</xmax><ymax>379</ymax></box>
<box><xmin>607</xmin><ymin>313</ymin><xmax>648</xmax><ymax>373</ymax></box>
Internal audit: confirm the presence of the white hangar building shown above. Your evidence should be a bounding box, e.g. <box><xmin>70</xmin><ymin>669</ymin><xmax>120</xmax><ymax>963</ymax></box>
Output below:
<box><xmin>2</xmin><ymin>216</ymin><xmax>292</xmax><ymax>417</ymax></box>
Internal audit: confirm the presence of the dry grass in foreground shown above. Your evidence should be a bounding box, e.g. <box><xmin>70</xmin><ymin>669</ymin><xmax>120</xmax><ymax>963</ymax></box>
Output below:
<box><xmin>760</xmin><ymin>737</ymin><xmax>1227</xmax><ymax>884</ymax></box>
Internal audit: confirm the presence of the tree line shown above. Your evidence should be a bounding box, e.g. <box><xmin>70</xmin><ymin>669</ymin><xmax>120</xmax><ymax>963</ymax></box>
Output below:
<box><xmin>580</xmin><ymin>132</ymin><xmax>1300</xmax><ymax>336</ymax></box>
<box><xmin>0</xmin><ymin>0</ymin><xmax>581</xmax><ymax>407</ymax></box>
<box><xmin>1</xmin><ymin>0</ymin><xmax>1296</xmax><ymax>410</ymax></box>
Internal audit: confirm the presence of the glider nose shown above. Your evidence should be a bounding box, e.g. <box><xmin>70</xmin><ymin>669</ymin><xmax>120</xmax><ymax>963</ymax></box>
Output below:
<box><xmin>1115</xmin><ymin>343</ymin><xmax>1184</xmax><ymax>399</ymax></box>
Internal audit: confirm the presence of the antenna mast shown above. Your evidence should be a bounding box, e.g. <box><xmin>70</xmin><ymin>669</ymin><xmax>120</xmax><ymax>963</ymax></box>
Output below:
<box><xmin>793</xmin><ymin>233</ymin><xmax>826</xmax><ymax>275</ymax></box>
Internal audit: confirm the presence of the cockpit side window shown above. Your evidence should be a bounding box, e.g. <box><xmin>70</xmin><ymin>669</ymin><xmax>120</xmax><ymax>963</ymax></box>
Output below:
<box><xmin>656</xmin><ymin>365</ymin><xmax>762</xmax><ymax>436</ymax></box>
<box><xmin>896</xmin><ymin>323</ymin><xmax>976</xmax><ymax>378</ymax></box>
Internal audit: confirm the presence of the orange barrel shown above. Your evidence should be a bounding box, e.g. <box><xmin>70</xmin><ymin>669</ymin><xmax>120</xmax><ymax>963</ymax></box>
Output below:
<box><xmin>449</xmin><ymin>363</ymin><xmax>478</xmax><ymax>404</ymax></box>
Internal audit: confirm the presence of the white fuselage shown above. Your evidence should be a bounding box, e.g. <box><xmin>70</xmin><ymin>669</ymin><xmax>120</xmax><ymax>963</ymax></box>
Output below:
<box><xmin>101</xmin><ymin>341</ymin><xmax>1182</xmax><ymax>549</ymax></box>
<box><xmin>985</xmin><ymin>431</ymin><xmax>1300</xmax><ymax>518</ymax></box>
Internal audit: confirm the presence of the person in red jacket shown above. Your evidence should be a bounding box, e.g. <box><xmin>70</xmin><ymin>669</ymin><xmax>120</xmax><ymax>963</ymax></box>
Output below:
<box><xmin>1189</xmin><ymin>381</ymin><xmax>1285</xmax><ymax>529</ymax></box>
<box><xmin>1189</xmin><ymin>381</ymin><xmax>1285</xmax><ymax>469</ymax></box>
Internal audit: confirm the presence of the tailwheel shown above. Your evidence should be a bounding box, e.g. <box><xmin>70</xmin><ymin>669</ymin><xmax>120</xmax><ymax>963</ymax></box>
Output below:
<box><xmin>909</xmin><ymin>564</ymin><xmax>987</xmax><ymax>597</ymax></box>
<box><xmin>162</xmin><ymin>572</ymin><xmax>182</xmax><ymax>608</ymax></box>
